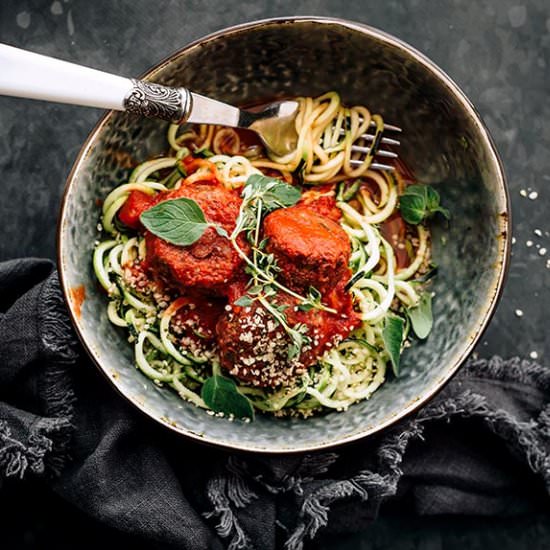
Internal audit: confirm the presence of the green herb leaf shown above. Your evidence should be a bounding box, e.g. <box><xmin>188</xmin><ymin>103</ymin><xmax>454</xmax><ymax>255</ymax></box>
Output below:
<box><xmin>263</xmin><ymin>285</ymin><xmax>276</xmax><ymax>298</ymax></box>
<box><xmin>234</xmin><ymin>295</ymin><xmax>254</xmax><ymax>307</ymax></box>
<box><xmin>258</xmin><ymin>238</ymin><xmax>269</xmax><ymax>250</ymax></box>
<box><xmin>201</xmin><ymin>375</ymin><xmax>254</xmax><ymax>420</ymax></box>
<box><xmin>287</xmin><ymin>342</ymin><xmax>301</xmax><ymax>360</ymax></box>
<box><xmin>399</xmin><ymin>191</ymin><xmax>426</xmax><ymax>224</ymax></box>
<box><xmin>308</xmin><ymin>286</ymin><xmax>322</xmax><ymax>301</ymax></box>
<box><xmin>215</xmin><ymin>226</ymin><xmax>229</xmax><ymax>238</ymax></box>
<box><xmin>407</xmin><ymin>292</ymin><xmax>433</xmax><ymax>339</ymax></box>
<box><xmin>140</xmin><ymin>198</ymin><xmax>208</xmax><ymax>246</ymax></box>
<box><xmin>399</xmin><ymin>185</ymin><xmax>450</xmax><ymax>225</ymax></box>
<box><xmin>243</xmin><ymin>174</ymin><xmax>301</xmax><ymax>212</ymax></box>
<box><xmin>247</xmin><ymin>285</ymin><xmax>264</xmax><ymax>295</ymax></box>
<box><xmin>382</xmin><ymin>315</ymin><xmax>405</xmax><ymax>377</ymax></box>
<box><xmin>287</xmin><ymin>324</ymin><xmax>310</xmax><ymax>360</ymax></box>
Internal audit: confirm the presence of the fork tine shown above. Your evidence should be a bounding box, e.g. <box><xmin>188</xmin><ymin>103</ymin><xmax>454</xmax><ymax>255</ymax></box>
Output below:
<box><xmin>349</xmin><ymin>159</ymin><xmax>395</xmax><ymax>171</ymax></box>
<box><xmin>338</xmin><ymin>130</ymin><xmax>400</xmax><ymax>147</ymax></box>
<box><xmin>365</xmin><ymin>135</ymin><xmax>401</xmax><ymax>147</ymax></box>
<box><xmin>350</xmin><ymin>145</ymin><xmax>398</xmax><ymax>159</ymax></box>
<box><xmin>345</xmin><ymin>120</ymin><xmax>401</xmax><ymax>171</ymax></box>
<box><xmin>369</xmin><ymin>120</ymin><xmax>402</xmax><ymax>133</ymax></box>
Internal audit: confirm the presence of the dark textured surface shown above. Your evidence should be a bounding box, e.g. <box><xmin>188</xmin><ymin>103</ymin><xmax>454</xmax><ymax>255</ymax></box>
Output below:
<box><xmin>1</xmin><ymin>0</ymin><xmax>549</xmax><ymax>548</ymax></box>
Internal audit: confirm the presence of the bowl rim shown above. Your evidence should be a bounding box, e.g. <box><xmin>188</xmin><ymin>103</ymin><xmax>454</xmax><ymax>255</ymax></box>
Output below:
<box><xmin>57</xmin><ymin>16</ymin><xmax>511</xmax><ymax>453</ymax></box>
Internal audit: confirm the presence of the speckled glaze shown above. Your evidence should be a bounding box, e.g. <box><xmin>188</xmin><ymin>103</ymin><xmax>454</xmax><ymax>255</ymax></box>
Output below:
<box><xmin>57</xmin><ymin>17</ymin><xmax>510</xmax><ymax>453</ymax></box>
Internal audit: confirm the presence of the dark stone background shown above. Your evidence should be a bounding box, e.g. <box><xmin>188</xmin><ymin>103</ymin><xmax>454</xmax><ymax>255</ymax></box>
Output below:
<box><xmin>1</xmin><ymin>0</ymin><xmax>549</xmax><ymax>548</ymax></box>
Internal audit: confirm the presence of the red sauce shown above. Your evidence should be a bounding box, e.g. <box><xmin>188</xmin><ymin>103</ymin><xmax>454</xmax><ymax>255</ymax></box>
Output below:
<box><xmin>118</xmin><ymin>190</ymin><xmax>156</xmax><ymax>229</ymax></box>
<box><xmin>70</xmin><ymin>284</ymin><xmax>86</xmax><ymax>319</ymax></box>
<box><xmin>297</xmin><ymin>185</ymin><xmax>341</xmax><ymax>221</ymax></box>
<box><xmin>263</xmin><ymin>205</ymin><xmax>351</xmax><ymax>294</ymax></box>
<box><xmin>120</xmin><ymin>156</ymin><xmax>416</xmax><ymax>387</ymax></box>
<box><xmin>380</xmin><ymin>212</ymin><xmax>410</xmax><ymax>270</ymax></box>
<box><xmin>216</xmin><ymin>289</ymin><xmax>361</xmax><ymax>387</ymax></box>
<box><xmin>172</xmin><ymin>295</ymin><xmax>226</xmax><ymax>343</ymax></box>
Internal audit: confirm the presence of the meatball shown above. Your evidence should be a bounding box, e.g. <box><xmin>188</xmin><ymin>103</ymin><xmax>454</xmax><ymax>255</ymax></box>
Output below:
<box><xmin>262</xmin><ymin>206</ymin><xmax>351</xmax><ymax>294</ymax></box>
<box><xmin>118</xmin><ymin>190</ymin><xmax>156</xmax><ymax>230</ymax></box>
<box><xmin>145</xmin><ymin>180</ymin><xmax>244</xmax><ymax>294</ymax></box>
<box><xmin>216</xmin><ymin>290</ymin><xmax>360</xmax><ymax>388</ymax></box>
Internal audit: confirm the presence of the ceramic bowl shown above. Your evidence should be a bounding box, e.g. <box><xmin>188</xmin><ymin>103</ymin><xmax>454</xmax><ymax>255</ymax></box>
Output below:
<box><xmin>57</xmin><ymin>17</ymin><xmax>510</xmax><ymax>452</ymax></box>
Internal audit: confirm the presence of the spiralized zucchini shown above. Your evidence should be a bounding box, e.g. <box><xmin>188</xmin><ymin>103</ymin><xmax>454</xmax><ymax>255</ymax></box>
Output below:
<box><xmin>93</xmin><ymin>92</ymin><xmax>432</xmax><ymax>418</ymax></box>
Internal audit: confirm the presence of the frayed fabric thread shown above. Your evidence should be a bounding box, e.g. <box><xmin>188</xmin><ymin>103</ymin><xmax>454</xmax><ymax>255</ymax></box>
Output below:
<box><xmin>205</xmin><ymin>474</ymin><xmax>254</xmax><ymax>550</ymax></box>
<box><xmin>205</xmin><ymin>356</ymin><xmax>550</xmax><ymax>550</ymax></box>
<box><xmin>0</xmin><ymin>420</ymin><xmax>52</xmax><ymax>479</ymax></box>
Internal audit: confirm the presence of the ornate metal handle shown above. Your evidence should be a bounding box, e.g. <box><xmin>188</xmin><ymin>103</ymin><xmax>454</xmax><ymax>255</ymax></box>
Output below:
<box><xmin>0</xmin><ymin>44</ymin><xmax>195</xmax><ymax>122</ymax></box>
<box><xmin>123</xmin><ymin>79</ymin><xmax>192</xmax><ymax>123</ymax></box>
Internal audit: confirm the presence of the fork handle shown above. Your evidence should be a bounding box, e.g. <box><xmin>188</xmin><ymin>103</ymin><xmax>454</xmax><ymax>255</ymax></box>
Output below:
<box><xmin>0</xmin><ymin>43</ymin><xmax>191</xmax><ymax>122</ymax></box>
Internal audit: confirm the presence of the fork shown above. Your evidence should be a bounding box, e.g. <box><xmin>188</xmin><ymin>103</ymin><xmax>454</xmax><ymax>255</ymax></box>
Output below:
<box><xmin>0</xmin><ymin>43</ymin><xmax>400</xmax><ymax>167</ymax></box>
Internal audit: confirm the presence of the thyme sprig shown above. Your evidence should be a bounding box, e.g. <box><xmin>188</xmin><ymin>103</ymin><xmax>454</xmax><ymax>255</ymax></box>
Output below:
<box><xmin>228</xmin><ymin>174</ymin><xmax>336</xmax><ymax>358</ymax></box>
<box><xmin>141</xmin><ymin>173</ymin><xmax>334</xmax><ymax>360</ymax></box>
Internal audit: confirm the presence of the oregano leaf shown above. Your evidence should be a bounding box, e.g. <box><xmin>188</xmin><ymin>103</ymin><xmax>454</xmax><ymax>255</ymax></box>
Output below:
<box><xmin>407</xmin><ymin>292</ymin><xmax>433</xmax><ymax>339</ymax></box>
<box><xmin>382</xmin><ymin>315</ymin><xmax>405</xmax><ymax>377</ymax></box>
<box><xmin>399</xmin><ymin>184</ymin><xmax>450</xmax><ymax>225</ymax></box>
<box><xmin>201</xmin><ymin>375</ymin><xmax>254</xmax><ymax>420</ymax></box>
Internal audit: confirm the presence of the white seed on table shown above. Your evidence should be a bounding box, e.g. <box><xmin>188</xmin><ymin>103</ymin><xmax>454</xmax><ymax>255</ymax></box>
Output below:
<box><xmin>514</xmin><ymin>309</ymin><xmax>523</xmax><ymax>317</ymax></box>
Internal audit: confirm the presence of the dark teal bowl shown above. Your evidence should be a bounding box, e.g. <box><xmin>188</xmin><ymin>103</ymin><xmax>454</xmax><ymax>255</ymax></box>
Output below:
<box><xmin>57</xmin><ymin>17</ymin><xmax>510</xmax><ymax>452</ymax></box>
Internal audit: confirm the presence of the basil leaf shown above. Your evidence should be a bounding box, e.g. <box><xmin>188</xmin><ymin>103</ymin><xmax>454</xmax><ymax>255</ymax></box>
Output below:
<box><xmin>201</xmin><ymin>375</ymin><xmax>254</xmax><ymax>420</ymax></box>
<box><xmin>269</xmin><ymin>183</ymin><xmax>302</xmax><ymax>210</ymax></box>
<box><xmin>425</xmin><ymin>186</ymin><xmax>440</xmax><ymax>211</ymax></box>
<box><xmin>407</xmin><ymin>292</ymin><xmax>433</xmax><ymax>339</ymax></box>
<box><xmin>382</xmin><ymin>315</ymin><xmax>404</xmax><ymax>377</ymax></box>
<box><xmin>140</xmin><ymin>198</ymin><xmax>209</xmax><ymax>246</ymax></box>
<box><xmin>399</xmin><ymin>184</ymin><xmax>450</xmax><ymax>225</ymax></box>
<box><xmin>399</xmin><ymin>190</ymin><xmax>427</xmax><ymax>224</ymax></box>
<box><xmin>244</xmin><ymin>174</ymin><xmax>301</xmax><ymax>211</ymax></box>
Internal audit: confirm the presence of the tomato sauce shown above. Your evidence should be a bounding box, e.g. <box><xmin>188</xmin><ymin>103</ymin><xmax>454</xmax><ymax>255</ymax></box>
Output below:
<box><xmin>70</xmin><ymin>284</ymin><xmax>86</xmax><ymax>319</ymax></box>
<box><xmin>117</xmin><ymin>155</ymin><xmax>414</xmax><ymax>386</ymax></box>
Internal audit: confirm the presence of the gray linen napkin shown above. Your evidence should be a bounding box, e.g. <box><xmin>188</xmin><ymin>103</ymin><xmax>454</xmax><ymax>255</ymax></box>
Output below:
<box><xmin>1</xmin><ymin>258</ymin><xmax>549</xmax><ymax>550</ymax></box>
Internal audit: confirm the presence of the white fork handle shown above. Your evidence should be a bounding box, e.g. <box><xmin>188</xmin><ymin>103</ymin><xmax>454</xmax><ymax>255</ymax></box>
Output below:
<box><xmin>0</xmin><ymin>43</ymin><xmax>191</xmax><ymax>121</ymax></box>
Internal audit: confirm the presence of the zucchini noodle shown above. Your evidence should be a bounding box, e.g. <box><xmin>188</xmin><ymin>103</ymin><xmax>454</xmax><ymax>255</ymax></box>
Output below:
<box><xmin>251</xmin><ymin>91</ymin><xmax>384</xmax><ymax>183</ymax></box>
<box><xmin>93</xmin><ymin>92</ymin><xmax>434</xmax><ymax>419</ymax></box>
